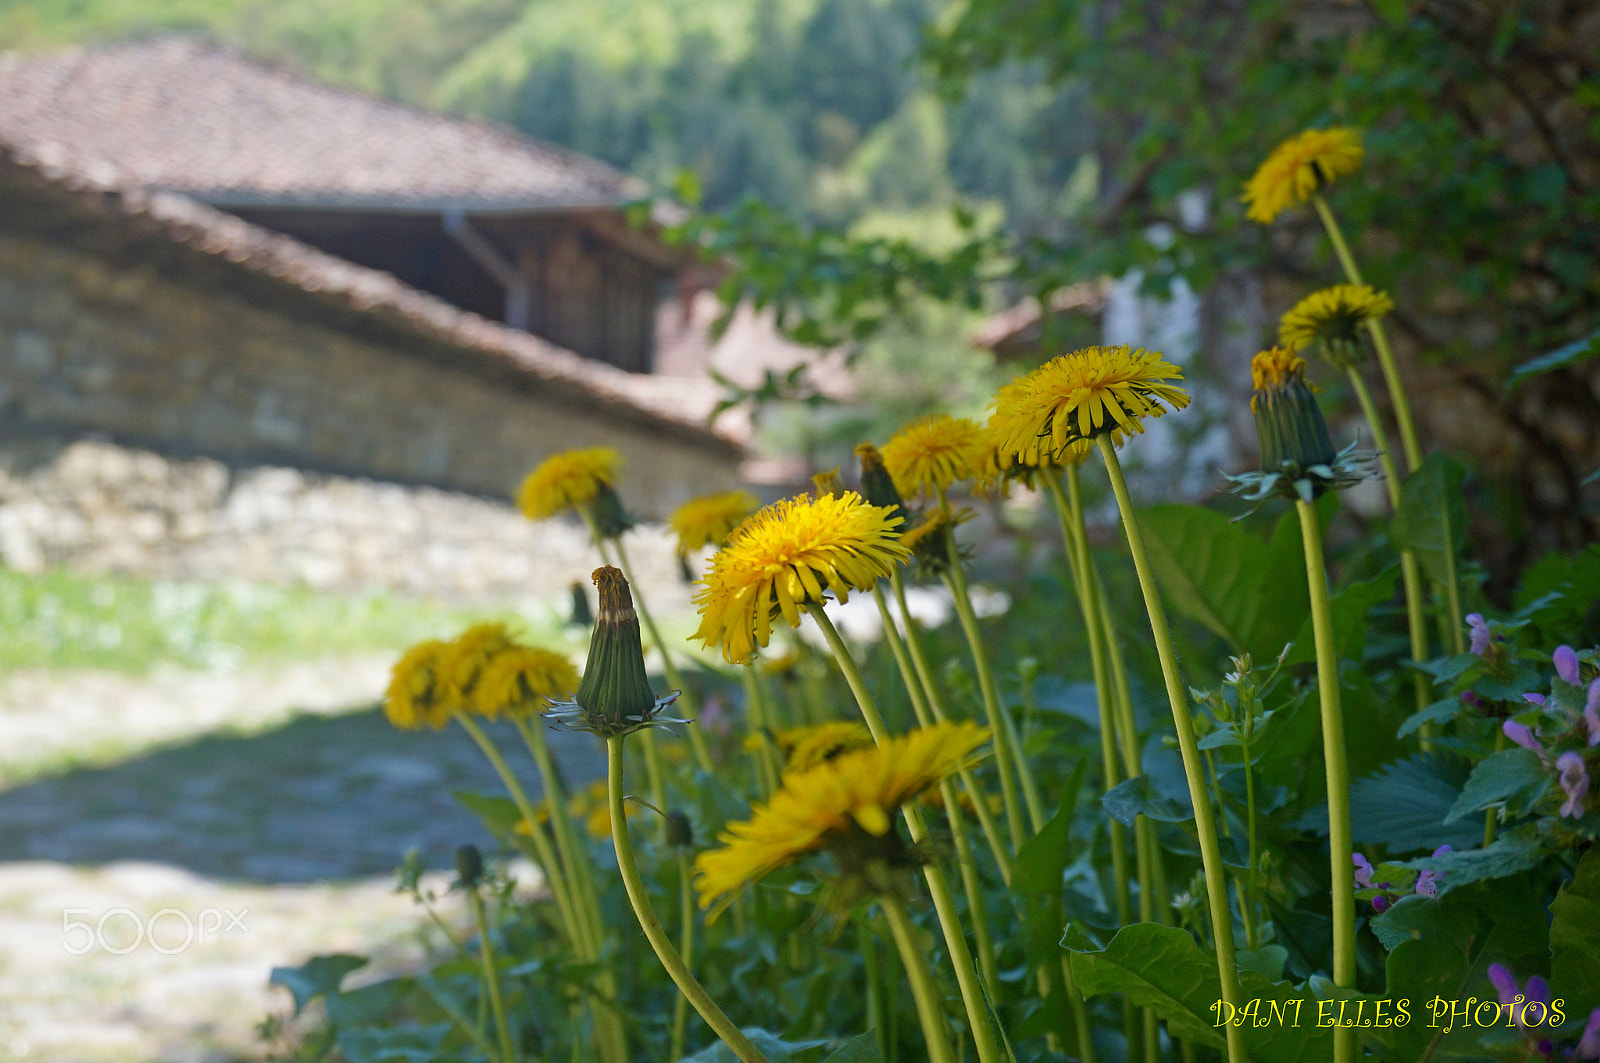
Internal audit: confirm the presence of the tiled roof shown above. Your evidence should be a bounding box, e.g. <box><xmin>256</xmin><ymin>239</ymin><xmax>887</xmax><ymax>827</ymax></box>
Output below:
<box><xmin>0</xmin><ymin>36</ymin><xmax>643</xmax><ymax>211</ymax></box>
<box><xmin>1</xmin><ymin>143</ymin><xmax>742</xmax><ymax>456</ymax></box>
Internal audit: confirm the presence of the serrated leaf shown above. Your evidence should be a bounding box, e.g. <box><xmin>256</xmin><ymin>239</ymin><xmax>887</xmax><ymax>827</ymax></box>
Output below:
<box><xmin>1397</xmin><ymin>698</ymin><xmax>1464</xmax><ymax>739</ymax></box>
<box><xmin>1345</xmin><ymin>755</ymin><xmax>1482</xmax><ymax>851</ymax></box>
<box><xmin>1101</xmin><ymin>774</ymin><xmax>1190</xmax><ymax>828</ymax></box>
<box><xmin>1405</xmin><ymin>832</ymin><xmax>1545</xmax><ymax>891</ymax></box>
<box><xmin>1550</xmin><ymin>847</ymin><xmax>1600</xmax><ymax>1017</ymax></box>
<box><xmin>1367</xmin><ymin>894</ymin><xmax>1434</xmax><ymax>951</ymax></box>
<box><xmin>269</xmin><ymin>953</ymin><xmax>368</xmax><ymax>1016</ymax></box>
<box><xmin>1140</xmin><ymin>504</ymin><xmax>1310</xmax><ymax>660</ymax></box>
<box><xmin>1443</xmin><ymin>748</ymin><xmax>1548</xmax><ymax>823</ymax></box>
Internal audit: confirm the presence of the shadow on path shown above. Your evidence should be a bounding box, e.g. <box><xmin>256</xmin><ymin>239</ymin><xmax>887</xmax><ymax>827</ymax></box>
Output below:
<box><xmin>0</xmin><ymin>704</ymin><xmax>606</xmax><ymax>883</ymax></box>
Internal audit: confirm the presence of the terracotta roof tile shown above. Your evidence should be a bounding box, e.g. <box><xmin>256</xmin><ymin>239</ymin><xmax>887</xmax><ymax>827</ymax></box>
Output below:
<box><xmin>0</xmin><ymin>36</ymin><xmax>641</xmax><ymax>211</ymax></box>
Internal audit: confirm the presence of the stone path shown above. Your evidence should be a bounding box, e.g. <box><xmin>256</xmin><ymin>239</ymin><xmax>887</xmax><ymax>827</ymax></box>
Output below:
<box><xmin>0</xmin><ymin>657</ymin><xmax>605</xmax><ymax>1063</ymax></box>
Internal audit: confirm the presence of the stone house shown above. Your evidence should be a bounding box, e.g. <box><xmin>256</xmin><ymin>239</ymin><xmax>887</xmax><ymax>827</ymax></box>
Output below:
<box><xmin>0</xmin><ymin>37</ymin><xmax>806</xmax><ymax>596</ymax></box>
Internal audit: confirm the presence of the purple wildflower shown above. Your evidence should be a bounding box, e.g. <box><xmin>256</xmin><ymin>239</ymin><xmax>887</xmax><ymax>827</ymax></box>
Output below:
<box><xmin>1353</xmin><ymin>853</ymin><xmax>1375</xmax><ymax>889</ymax></box>
<box><xmin>1488</xmin><ymin>963</ymin><xmax>1518</xmax><ymax>1003</ymax></box>
<box><xmin>1576</xmin><ymin>1006</ymin><xmax>1600</xmax><ymax>1060</ymax></box>
<box><xmin>1370</xmin><ymin>895</ymin><xmax>1390</xmax><ymax>913</ymax></box>
<box><xmin>1467</xmin><ymin>614</ymin><xmax>1491</xmax><ymax>656</ymax></box>
<box><xmin>1557</xmin><ymin>752</ymin><xmax>1589</xmax><ymax>819</ymax></box>
<box><xmin>1585</xmin><ymin>679</ymin><xmax>1600</xmax><ymax>747</ymax></box>
<box><xmin>1555</xmin><ymin>645</ymin><xmax>1582</xmax><ymax>685</ymax></box>
<box><xmin>1461</xmin><ymin>690</ymin><xmax>1486</xmax><ymax>711</ymax></box>
<box><xmin>1489</xmin><ymin>966</ymin><xmax>1555</xmax><ymax>1030</ymax></box>
<box><xmin>1505</xmin><ymin>719</ymin><xmax>1544</xmax><ymax>754</ymax></box>
<box><xmin>1524</xmin><ymin>693</ymin><xmax>1548</xmax><ymax>707</ymax></box>
<box><xmin>1414</xmin><ymin>845</ymin><xmax>1451</xmax><ymax>898</ymax></box>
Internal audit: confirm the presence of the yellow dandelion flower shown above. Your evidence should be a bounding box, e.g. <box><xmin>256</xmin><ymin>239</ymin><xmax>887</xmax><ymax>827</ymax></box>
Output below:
<box><xmin>880</xmin><ymin>415</ymin><xmax>987</xmax><ymax>500</ymax></box>
<box><xmin>438</xmin><ymin>622</ymin><xmax>517</xmax><ymax>707</ymax></box>
<box><xmin>670</xmin><ymin>490</ymin><xmax>760</xmax><ymax>558</ymax></box>
<box><xmin>988</xmin><ymin>345</ymin><xmax>1187</xmax><ymax>466</ymax></box>
<box><xmin>771</xmin><ymin>721</ymin><xmax>875</xmax><ymax>773</ymax></box>
<box><xmin>516</xmin><ymin>447</ymin><xmax>622</xmax><ymax>521</ymax></box>
<box><xmin>569</xmin><ymin>779</ymin><xmax>636</xmax><ymax>839</ymax></box>
<box><xmin>1278</xmin><ymin>284</ymin><xmax>1394</xmax><ymax>367</ymax></box>
<box><xmin>473</xmin><ymin>646</ymin><xmax>581</xmax><ymax>720</ymax></box>
<box><xmin>384</xmin><ymin>639</ymin><xmax>454</xmax><ymax>730</ymax></box>
<box><xmin>693</xmin><ymin>722</ymin><xmax>990</xmax><ymax>911</ymax></box>
<box><xmin>1242</xmin><ymin>127</ymin><xmax>1364</xmax><ymax>224</ymax></box>
<box><xmin>691</xmin><ymin>492</ymin><xmax>910</xmax><ymax>664</ymax></box>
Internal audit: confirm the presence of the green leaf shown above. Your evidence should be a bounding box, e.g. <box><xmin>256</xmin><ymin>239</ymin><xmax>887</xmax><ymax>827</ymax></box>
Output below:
<box><xmin>819</xmin><ymin>1033</ymin><xmax>882</xmax><ymax>1063</ymax></box>
<box><xmin>1368</xmin><ymin>894</ymin><xmax>1434</xmax><ymax>951</ymax></box>
<box><xmin>1101</xmin><ymin>774</ymin><xmax>1190</xmax><ymax>828</ymax></box>
<box><xmin>1443</xmin><ymin>748</ymin><xmax>1549</xmax><ymax>823</ymax></box>
<box><xmin>451</xmin><ymin>789</ymin><xmax>524</xmax><ymax>834</ymax></box>
<box><xmin>1285</xmin><ymin>570</ymin><xmax>1397</xmax><ymax>667</ymax></box>
<box><xmin>337</xmin><ymin>1024</ymin><xmax>453</xmax><ymax>1063</ymax></box>
<box><xmin>1397</xmin><ymin>698</ymin><xmax>1464</xmax><ymax>739</ymax></box>
<box><xmin>1404</xmin><ymin>831</ymin><xmax>1545</xmax><ymax>891</ymax></box>
<box><xmin>1550</xmin><ymin>847</ymin><xmax>1600</xmax><ymax>1017</ymax></box>
<box><xmin>1346</xmin><ymin>755</ymin><xmax>1482</xmax><ymax>852</ymax></box>
<box><xmin>1267</xmin><ymin>898</ymin><xmax>1331</xmax><ymax>983</ymax></box>
<box><xmin>1013</xmin><ymin>758</ymin><xmax>1087</xmax><ymax>894</ymax></box>
<box><xmin>1140</xmin><ymin>503</ymin><xmax>1310</xmax><ymax>659</ymax></box>
<box><xmin>1507</xmin><ymin>327</ymin><xmax>1600</xmax><ymax>389</ymax></box>
<box><xmin>269</xmin><ymin>953</ymin><xmax>368</xmax><ymax>1015</ymax></box>
<box><xmin>678</xmin><ymin>1029</ymin><xmax>828</xmax><ymax>1063</ymax></box>
<box><xmin>1067</xmin><ymin>922</ymin><xmax>1343</xmax><ymax>1060</ymax></box>
<box><xmin>1390</xmin><ymin>456</ymin><xmax>1469</xmax><ymax>589</ymax></box>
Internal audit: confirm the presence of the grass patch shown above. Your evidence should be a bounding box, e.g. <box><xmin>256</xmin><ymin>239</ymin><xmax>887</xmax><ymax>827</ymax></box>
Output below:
<box><xmin>0</xmin><ymin>567</ymin><xmax>570</xmax><ymax>673</ymax></box>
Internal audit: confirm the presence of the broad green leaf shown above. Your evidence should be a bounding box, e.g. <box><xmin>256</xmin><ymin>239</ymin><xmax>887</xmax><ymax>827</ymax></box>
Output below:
<box><xmin>1013</xmin><ymin>759</ymin><xmax>1087</xmax><ymax>894</ymax></box>
<box><xmin>1285</xmin><ymin>570</ymin><xmax>1397</xmax><ymax>667</ymax></box>
<box><xmin>270</xmin><ymin>953</ymin><xmax>369</xmax><ymax>1015</ymax></box>
<box><xmin>1550</xmin><ymin>847</ymin><xmax>1600</xmax><ymax>1017</ymax></box>
<box><xmin>1397</xmin><ymin>698</ymin><xmax>1463</xmax><ymax>739</ymax></box>
<box><xmin>1443</xmin><ymin>748</ymin><xmax>1548</xmax><ymax>823</ymax></box>
<box><xmin>1067</xmin><ymin>922</ymin><xmax>1343</xmax><ymax>1060</ymax></box>
<box><xmin>1267</xmin><ymin>898</ymin><xmax>1331</xmax><ymax>983</ymax></box>
<box><xmin>677</xmin><ymin>1028</ymin><xmax>828</xmax><ymax>1063</ymax></box>
<box><xmin>451</xmin><ymin>789</ymin><xmax>524</xmax><ymax>834</ymax></box>
<box><xmin>819</xmin><ymin>1033</ymin><xmax>883</xmax><ymax>1063</ymax></box>
<box><xmin>1369</xmin><ymin>894</ymin><xmax>1433</xmax><ymax>951</ymax></box>
<box><xmin>1390</xmin><ymin>455</ymin><xmax>1468</xmax><ymax>588</ymax></box>
<box><xmin>1101</xmin><ymin>774</ymin><xmax>1190</xmax><ymax>828</ymax></box>
<box><xmin>1375</xmin><ymin>879</ymin><xmax>1549</xmax><ymax>1061</ymax></box>
<box><xmin>1404</xmin><ymin>831</ymin><xmax>1545</xmax><ymax>891</ymax></box>
<box><xmin>1346</xmin><ymin>755</ymin><xmax>1482</xmax><ymax>851</ymax></box>
<box><xmin>1140</xmin><ymin>503</ymin><xmax>1310</xmax><ymax>659</ymax></box>
<box><xmin>1507</xmin><ymin>327</ymin><xmax>1600</xmax><ymax>389</ymax></box>
<box><xmin>325</xmin><ymin>978</ymin><xmax>415</xmax><ymax>1027</ymax></box>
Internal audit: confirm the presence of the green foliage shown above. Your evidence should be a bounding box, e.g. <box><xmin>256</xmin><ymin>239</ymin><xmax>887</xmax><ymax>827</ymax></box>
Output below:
<box><xmin>1550</xmin><ymin>848</ymin><xmax>1600</xmax><ymax>1018</ymax></box>
<box><xmin>1390</xmin><ymin>456</ymin><xmax>1470</xmax><ymax>590</ymax></box>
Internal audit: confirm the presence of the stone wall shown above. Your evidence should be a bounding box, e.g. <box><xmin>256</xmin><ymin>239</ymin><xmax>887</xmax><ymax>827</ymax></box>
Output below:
<box><xmin>0</xmin><ymin>437</ymin><xmax>692</xmax><ymax>609</ymax></box>
<box><xmin>0</xmin><ymin>231</ymin><xmax>739</xmax><ymax>518</ymax></box>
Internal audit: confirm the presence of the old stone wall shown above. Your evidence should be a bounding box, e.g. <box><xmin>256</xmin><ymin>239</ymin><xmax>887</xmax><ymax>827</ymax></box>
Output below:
<box><xmin>0</xmin><ymin>437</ymin><xmax>692</xmax><ymax>608</ymax></box>
<box><xmin>0</xmin><ymin>232</ymin><xmax>738</xmax><ymax>518</ymax></box>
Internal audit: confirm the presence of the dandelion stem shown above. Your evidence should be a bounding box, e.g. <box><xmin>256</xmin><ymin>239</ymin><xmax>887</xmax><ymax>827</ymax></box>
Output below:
<box><xmin>1097</xmin><ymin>435</ymin><xmax>1246</xmax><ymax>1063</ymax></box>
<box><xmin>880</xmin><ymin>893</ymin><xmax>961</xmax><ymax>1063</ymax></box>
<box><xmin>671</xmin><ymin>850</ymin><xmax>696</xmax><ymax>1062</ymax></box>
<box><xmin>469</xmin><ymin>887</ymin><xmax>516</xmax><ymax>1063</ymax></box>
<box><xmin>590</xmin><ymin>535</ymin><xmax>669</xmax><ymax>810</ymax></box>
<box><xmin>606</xmin><ymin>735</ymin><xmax>772</xmax><ymax>1063</ymax></box>
<box><xmin>740</xmin><ymin>666</ymin><xmax>781</xmax><ymax>799</ymax></box>
<box><xmin>806</xmin><ymin>604</ymin><xmax>1007</xmax><ymax>1063</ymax></box>
<box><xmin>1295</xmin><ymin>498</ymin><xmax>1357</xmax><ymax>1063</ymax></box>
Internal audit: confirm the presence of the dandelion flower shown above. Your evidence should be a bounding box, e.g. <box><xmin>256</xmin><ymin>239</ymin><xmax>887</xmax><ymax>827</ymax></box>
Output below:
<box><xmin>771</xmin><ymin>721</ymin><xmax>875</xmax><ymax>772</ymax></box>
<box><xmin>1226</xmin><ymin>347</ymin><xmax>1369</xmax><ymax>507</ymax></box>
<box><xmin>988</xmin><ymin>345</ymin><xmax>1188</xmax><ymax>466</ymax></box>
<box><xmin>694</xmin><ymin>722</ymin><xmax>990</xmax><ymax>910</ymax></box>
<box><xmin>880</xmin><ymin>415</ymin><xmax>987</xmax><ymax>500</ymax></box>
<box><xmin>1278</xmin><ymin>285</ymin><xmax>1394</xmax><ymax>368</ymax></box>
<box><xmin>692</xmin><ymin>492</ymin><xmax>910</xmax><ymax>664</ymax></box>
<box><xmin>438</xmin><ymin>622</ymin><xmax>517</xmax><ymax>706</ymax></box>
<box><xmin>517</xmin><ymin>447</ymin><xmax>621</xmax><ymax>520</ymax></box>
<box><xmin>1243</xmin><ymin>127</ymin><xmax>1364</xmax><ymax>223</ymax></box>
<box><xmin>384</xmin><ymin>639</ymin><xmax>454</xmax><ymax>730</ymax></box>
<box><xmin>474</xmin><ymin>646</ymin><xmax>581</xmax><ymax>719</ymax></box>
<box><xmin>670</xmin><ymin>490</ymin><xmax>760</xmax><ymax>558</ymax></box>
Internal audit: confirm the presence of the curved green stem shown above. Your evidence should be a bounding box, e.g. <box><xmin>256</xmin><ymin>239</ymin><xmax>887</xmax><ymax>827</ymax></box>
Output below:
<box><xmin>1296</xmin><ymin>499</ymin><xmax>1357</xmax><ymax>1063</ymax></box>
<box><xmin>741</xmin><ymin>666</ymin><xmax>781</xmax><ymax>798</ymax></box>
<box><xmin>880</xmin><ymin>893</ymin><xmax>960</xmax><ymax>1063</ymax></box>
<box><xmin>469</xmin><ymin>888</ymin><xmax>516</xmax><ymax>1063</ymax></box>
<box><xmin>1097</xmin><ymin>436</ymin><xmax>1246</xmax><ymax>1063</ymax></box>
<box><xmin>671</xmin><ymin>850</ymin><xmax>695</xmax><ymax>1062</ymax></box>
<box><xmin>606</xmin><ymin>736</ymin><xmax>772</xmax><ymax>1063</ymax></box>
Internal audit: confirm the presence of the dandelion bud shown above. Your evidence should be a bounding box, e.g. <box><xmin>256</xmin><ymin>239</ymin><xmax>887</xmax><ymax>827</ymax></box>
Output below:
<box><xmin>855</xmin><ymin>444</ymin><xmax>907</xmax><ymax>525</ymax></box>
<box><xmin>1251</xmin><ymin>348</ymin><xmax>1335</xmax><ymax>474</ymax></box>
<box><xmin>568</xmin><ymin>581</ymin><xmax>593</xmax><ymax>629</ymax></box>
<box><xmin>549</xmin><ymin>567</ymin><xmax>685</xmax><ymax>738</ymax></box>
<box><xmin>664</xmin><ymin>810</ymin><xmax>694</xmax><ymax>849</ymax></box>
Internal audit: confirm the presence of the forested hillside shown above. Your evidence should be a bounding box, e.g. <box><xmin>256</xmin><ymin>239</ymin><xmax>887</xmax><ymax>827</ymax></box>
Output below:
<box><xmin>0</xmin><ymin>0</ymin><xmax>1085</xmax><ymax>231</ymax></box>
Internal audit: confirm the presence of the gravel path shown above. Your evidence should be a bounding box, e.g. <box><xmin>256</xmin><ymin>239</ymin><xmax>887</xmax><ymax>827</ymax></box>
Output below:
<box><xmin>0</xmin><ymin>657</ymin><xmax>606</xmax><ymax>1063</ymax></box>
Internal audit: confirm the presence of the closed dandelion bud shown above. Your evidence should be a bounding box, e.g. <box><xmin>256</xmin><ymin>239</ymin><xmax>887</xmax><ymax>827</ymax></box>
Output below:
<box><xmin>664</xmin><ymin>810</ymin><xmax>694</xmax><ymax>849</ymax></box>
<box><xmin>855</xmin><ymin>444</ymin><xmax>907</xmax><ymax>525</ymax></box>
<box><xmin>567</xmin><ymin>581</ymin><xmax>593</xmax><ymax>629</ymax></box>
<box><xmin>455</xmin><ymin>843</ymin><xmax>484</xmax><ymax>889</ymax></box>
<box><xmin>586</xmin><ymin>481</ymin><xmax>634</xmax><ymax>540</ymax></box>
<box><xmin>1251</xmin><ymin>348</ymin><xmax>1335</xmax><ymax>474</ymax></box>
<box><xmin>549</xmin><ymin>567</ymin><xmax>686</xmax><ymax>738</ymax></box>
